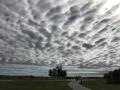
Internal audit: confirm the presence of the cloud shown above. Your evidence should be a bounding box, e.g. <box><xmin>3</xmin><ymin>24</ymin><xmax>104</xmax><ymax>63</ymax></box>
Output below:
<box><xmin>0</xmin><ymin>0</ymin><xmax>120</xmax><ymax>67</ymax></box>
<box><xmin>82</xmin><ymin>43</ymin><xmax>94</xmax><ymax>49</ymax></box>
<box><xmin>98</xmin><ymin>42</ymin><xmax>108</xmax><ymax>47</ymax></box>
<box><xmin>50</xmin><ymin>14</ymin><xmax>66</xmax><ymax>23</ymax></box>
<box><xmin>64</xmin><ymin>15</ymin><xmax>80</xmax><ymax>26</ymax></box>
<box><xmin>111</xmin><ymin>37</ymin><xmax>120</xmax><ymax>42</ymax></box>
<box><xmin>72</xmin><ymin>45</ymin><xmax>81</xmax><ymax>50</ymax></box>
<box><xmin>39</xmin><ymin>28</ymin><xmax>52</xmax><ymax>41</ymax></box>
<box><xmin>95</xmin><ymin>38</ymin><xmax>106</xmax><ymax>44</ymax></box>
<box><xmin>78</xmin><ymin>33</ymin><xmax>87</xmax><ymax>38</ymax></box>
<box><xmin>36</xmin><ymin>0</ymin><xmax>52</xmax><ymax>12</ymax></box>
<box><xmin>22</xmin><ymin>29</ymin><xmax>39</xmax><ymax>39</ymax></box>
<box><xmin>80</xmin><ymin>1</ymin><xmax>92</xmax><ymax>12</ymax></box>
<box><xmin>70</xmin><ymin>5</ymin><xmax>80</xmax><ymax>14</ymax></box>
<box><xmin>80</xmin><ymin>15</ymin><xmax>94</xmax><ymax>30</ymax></box>
<box><xmin>46</xmin><ymin>6</ymin><xmax>62</xmax><ymax>17</ymax></box>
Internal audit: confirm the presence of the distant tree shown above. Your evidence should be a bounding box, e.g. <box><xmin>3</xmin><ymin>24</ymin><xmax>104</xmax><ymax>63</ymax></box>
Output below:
<box><xmin>104</xmin><ymin>68</ymin><xmax>120</xmax><ymax>84</ymax></box>
<box><xmin>49</xmin><ymin>65</ymin><xmax>67</xmax><ymax>77</ymax></box>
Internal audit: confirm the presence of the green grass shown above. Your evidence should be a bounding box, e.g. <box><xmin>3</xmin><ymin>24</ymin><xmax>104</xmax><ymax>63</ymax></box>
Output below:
<box><xmin>82</xmin><ymin>79</ymin><xmax>120</xmax><ymax>90</ymax></box>
<box><xmin>0</xmin><ymin>80</ymin><xmax>72</xmax><ymax>90</ymax></box>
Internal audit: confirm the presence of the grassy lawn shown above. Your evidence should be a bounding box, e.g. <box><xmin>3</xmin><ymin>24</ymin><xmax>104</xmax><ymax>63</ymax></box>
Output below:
<box><xmin>0</xmin><ymin>80</ymin><xmax>72</xmax><ymax>90</ymax></box>
<box><xmin>82</xmin><ymin>79</ymin><xmax>120</xmax><ymax>90</ymax></box>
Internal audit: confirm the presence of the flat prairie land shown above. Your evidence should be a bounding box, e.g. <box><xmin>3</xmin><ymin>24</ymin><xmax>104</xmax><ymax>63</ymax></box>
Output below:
<box><xmin>0</xmin><ymin>80</ymin><xmax>72</xmax><ymax>90</ymax></box>
<box><xmin>82</xmin><ymin>79</ymin><xmax>120</xmax><ymax>90</ymax></box>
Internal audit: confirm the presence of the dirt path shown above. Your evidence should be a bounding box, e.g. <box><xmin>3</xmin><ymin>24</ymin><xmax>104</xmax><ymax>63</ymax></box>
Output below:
<box><xmin>68</xmin><ymin>80</ymin><xmax>91</xmax><ymax>90</ymax></box>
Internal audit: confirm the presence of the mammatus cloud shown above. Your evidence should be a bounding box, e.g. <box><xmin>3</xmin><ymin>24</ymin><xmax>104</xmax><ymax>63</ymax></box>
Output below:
<box><xmin>0</xmin><ymin>0</ymin><xmax>120</xmax><ymax>67</ymax></box>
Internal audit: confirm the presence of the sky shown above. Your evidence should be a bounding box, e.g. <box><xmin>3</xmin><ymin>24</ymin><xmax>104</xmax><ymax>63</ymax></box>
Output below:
<box><xmin>0</xmin><ymin>0</ymin><xmax>120</xmax><ymax>68</ymax></box>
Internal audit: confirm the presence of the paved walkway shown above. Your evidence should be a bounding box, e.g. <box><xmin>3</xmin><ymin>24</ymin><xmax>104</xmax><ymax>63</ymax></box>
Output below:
<box><xmin>68</xmin><ymin>80</ymin><xmax>91</xmax><ymax>90</ymax></box>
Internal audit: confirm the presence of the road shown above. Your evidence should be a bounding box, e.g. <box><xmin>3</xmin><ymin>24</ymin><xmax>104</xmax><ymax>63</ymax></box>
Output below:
<box><xmin>68</xmin><ymin>80</ymin><xmax>91</xmax><ymax>90</ymax></box>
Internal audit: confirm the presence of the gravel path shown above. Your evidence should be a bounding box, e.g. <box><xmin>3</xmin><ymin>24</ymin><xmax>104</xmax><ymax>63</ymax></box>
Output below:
<box><xmin>68</xmin><ymin>80</ymin><xmax>91</xmax><ymax>90</ymax></box>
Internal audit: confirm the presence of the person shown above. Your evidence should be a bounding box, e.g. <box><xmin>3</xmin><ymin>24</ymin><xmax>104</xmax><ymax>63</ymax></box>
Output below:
<box><xmin>80</xmin><ymin>77</ymin><xmax>83</xmax><ymax>84</ymax></box>
<box><xmin>75</xmin><ymin>76</ymin><xmax>78</xmax><ymax>82</ymax></box>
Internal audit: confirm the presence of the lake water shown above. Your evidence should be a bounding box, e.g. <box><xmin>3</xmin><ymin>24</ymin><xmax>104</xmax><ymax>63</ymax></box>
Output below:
<box><xmin>0</xmin><ymin>64</ymin><xmax>110</xmax><ymax>77</ymax></box>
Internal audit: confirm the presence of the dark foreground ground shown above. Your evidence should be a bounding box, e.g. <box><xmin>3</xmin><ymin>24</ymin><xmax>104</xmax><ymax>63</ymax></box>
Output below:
<box><xmin>0</xmin><ymin>80</ymin><xmax>72</xmax><ymax>90</ymax></box>
<box><xmin>82</xmin><ymin>79</ymin><xmax>120</xmax><ymax>90</ymax></box>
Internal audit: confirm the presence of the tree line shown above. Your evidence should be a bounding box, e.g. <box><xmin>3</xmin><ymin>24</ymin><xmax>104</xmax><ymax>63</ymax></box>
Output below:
<box><xmin>49</xmin><ymin>65</ymin><xmax>67</xmax><ymax>77</ymax></box>
<box><xmin>104</xmin><ymin>68</ymin><xmax>120</xmax><ymax>84</ymax></box>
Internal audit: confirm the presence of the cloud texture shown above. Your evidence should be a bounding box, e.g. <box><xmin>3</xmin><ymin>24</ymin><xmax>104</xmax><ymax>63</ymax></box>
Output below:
<box><xmin>0</xmin><ymin>0</ymin><xmax>120</xmax><ymax>67</ymax></box>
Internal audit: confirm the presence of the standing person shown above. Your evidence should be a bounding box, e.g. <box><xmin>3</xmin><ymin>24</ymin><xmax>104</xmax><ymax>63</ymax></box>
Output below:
<box><xmin>75</xmin><ymin>76</ymin><xmax>78</xmax><ymax>82</ymax></box>
<box><xmin>80</xmin><ymin>77</ymin><xmax>83</xmax><ymax>84</ymax></box>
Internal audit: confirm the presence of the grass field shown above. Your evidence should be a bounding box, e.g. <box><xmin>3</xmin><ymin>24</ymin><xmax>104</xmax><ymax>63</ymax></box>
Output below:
<box><xmin>0</xmin><ymin>80</ymin><xmax>72</xmax><ymax>90</ymax></box>
<box><xmin>82</xmin><ymin>79</ymin><xmax>120</xmax><ymax>90</ymax></box>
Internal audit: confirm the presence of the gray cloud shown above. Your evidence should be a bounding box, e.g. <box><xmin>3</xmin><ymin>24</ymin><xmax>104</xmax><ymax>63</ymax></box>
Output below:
<box><xmin>46</xmin><ymin>6</ymin><xmax>62</xmax><ymax>17</ymax></box>
<box><xmin>50</xmin><ymin>14</ymin><xmax>65</xmax><ymax>23</ymax></box>
<box><xmin>22</xmin><ymin>30</ymin><xmax>39</xmax><ymax>39</ymax></box>
<box><xmin>72</xmin><ymin>45</ymin><xmax>81</xmax><ymax>50</ymax></box>
<box><xmin>95</xmin><ymin>38</ymin><xmax>106</xmax><ymax>44</ymax></box>
<box><xmin>64</xmin><ymin>15</ymin><xmax>80</xmax><ymax>26</ymax></box>
<box><xmin>111</xmin><ymin>37</ymin><xmax>120</xmax><ymax>42</ymax></box>
<box><xmin>80</xmin><ymin>1</ymin><xmax>92</xmax><ymax>12</ymax></box>
<box><xmin>70</xmin><ymin>5</ymin><xmax>80</xmax><ymax>14</ymax></box>
<box><xmin>39</xmin><ymin>28</ymin><xmax>52</xmax><ymax>41</ymax></box>
<box><xmin>80</xmin><ymin>15</ymin><xmax>94</xmax><ymax>30</ymax></box>
<box><xmin>36</xmin><ymin>0</ymin><xmax>52</xmax><ymax>12</ymax></box>
<box><xmin>98</xmin><ymin>42</ymin><xmax>108</xmax><ymax>47</ymax></box>
<box><xmin>82</xmin><ymin>43</ymin><xmax>94</xmax><ymax>49</ymax></box>
<box><xmin>0</xmin><ymin>0</ymin><xmax>120</xmax><ymax>67</ymax></box>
